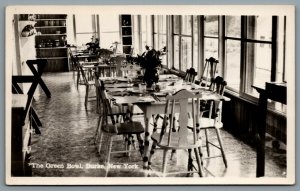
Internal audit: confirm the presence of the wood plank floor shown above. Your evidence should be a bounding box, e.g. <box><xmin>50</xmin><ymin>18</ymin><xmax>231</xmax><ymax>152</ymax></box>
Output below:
<box><xmin>29</xmin><ymin>72</ymin><xmax>286</xmax><ymax>177</ymax></box>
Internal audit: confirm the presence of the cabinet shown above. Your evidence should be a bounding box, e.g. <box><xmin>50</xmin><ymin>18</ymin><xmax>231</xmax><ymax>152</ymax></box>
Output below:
<box><xmin>120</xmin><ymin>15</ymin><xmax>133</xmax><ymax>55</ymax></box>
<box><xmin>35</xmin><ymin>14</ymin><xmax>69</xmax><ymax>72</ymax></box>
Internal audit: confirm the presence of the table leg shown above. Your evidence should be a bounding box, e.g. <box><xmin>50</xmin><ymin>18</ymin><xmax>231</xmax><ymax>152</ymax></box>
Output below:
<box><xmin>143</xmin><ymin>112</ymin><xmax>153</xmax><ymax>169</ymax></box>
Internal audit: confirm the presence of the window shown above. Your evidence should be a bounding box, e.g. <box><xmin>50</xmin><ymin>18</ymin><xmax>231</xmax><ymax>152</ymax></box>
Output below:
<box><xmin>223</xmin><ymin>15</ymin><xmax>285</xmax><ymax>100</ymax></box>
<box><xmin>153</xmin><ymin>15</ymin><xmax>167</xmax><ymax>65</ymax></box>
<box><xmin>193</xmin><ymin>16</ymin><xmax>199</xmax><ymax>72</ymax></box>
<box><xmin>74</xmin><ymin>14</ymin><xmax>98</xmax><ymax>47</ymax></box>
<box><xmin>244</xmin><ymin>16</ymin><xmax>273</xmax><ymax>97</ymax></box>
<box><xmin>99</xmin><ymin>14</ymin><xmax>121</xmax><ymax>51</ymax></box>
<box><xmin>141</xmin><ymin>15</ymin><xmax>152</xmax><ymax>50</ymax></box>
<box><xmin>204</xmin><ymin>16</ymin><xmax>220</xmax><ymax>76</ymax></box>
<box><xmin>225</xmin><ymin>16</ymin><xmax>241</xmax><ymax>91</ymax></box>
<box><xmin>225</xmin><ymin>39</ymin><xmax>241</xmax><ymax>91</ymax></box>
<box><xmin>172</xmin><ymin>15</ymin><xmax>193</xmax><ymax>71</ymax></box>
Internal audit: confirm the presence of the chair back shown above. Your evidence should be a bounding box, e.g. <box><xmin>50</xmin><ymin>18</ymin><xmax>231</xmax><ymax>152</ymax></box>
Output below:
<box><xmin>96</xmin><ymin>79</ymin><xmax>118</xmax><ymax>126</ymax></box>
<box><xmin>159</xmin><ymin>89</ymin><xmax>203</xmax><ymax>147</ymax></box>
<box><xmin>207</xmin><ymin>76</ymin><xmax>227</xmax><ymax>121</ymax></box>
<box><xmin>184</xmin><ymin>67</ymin><xmax>197</xmax><ymax>83</ymax></box>
<box><xmin>110</xmin><ymin>56</ymin><xmax>126</xmax><ymax>77</ymax></box>
<box><xmin>78</xmin><ymin>64</ymin><xmax>90</xmax><ymax>85</ymax></box>
<box><xmin>200</xmin><ymin>57</ymin><xmax>219</xmax><ymax>87</ymax></box>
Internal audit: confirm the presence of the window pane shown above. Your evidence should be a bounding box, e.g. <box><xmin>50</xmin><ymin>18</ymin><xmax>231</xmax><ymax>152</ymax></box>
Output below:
<box><xmin>247</xmin><ymin>16</ymin><xmax>272</xmax><ymax>41</ymax></box>
<box><xmin>99</xmin><ymin>14</ymin><xmax>120</xmax><ymax>49</ymax></box>
<box><xmin>141</xmin><ymin>15</ymin><xmax>152</xmax><ymax>48</ymax></box>
<box><xmin>154</xmin><ymin>15</ymin><xmax>158</xmax><ymax>33</ymax></box>
<box><xmin>225</xmin><ymin>16</ymin><xmax>241</xmax><ymax>38</ymax></box>
<box><xmin>75</xmin><ymin>14</ymin><xmax>94</xmax><ymax>33</ymax></box>
<box><xmin>133</xmin><ymin>15</ymin><xmax>141</xmax><ymax>55</ymax></box>
<box><xmin>173</xmin><ymin>35</ymin><xmax>180</xmax><ymax>69</ymax></box>
<box><xmin>226</xmin><ymin>40</ymin><xmax>241</xmax><ymax>91</ymax></box>
<box><xmin>246</xmin><ymin>42</ymin><xmax>272</xmax><ymax>96</ymax></box>
<box><xmin>277</xmin><ymin>16</ymin><xmax>285</xmax><ymax>82</ymax></box>
<box><xmin>173</xmin><ymin>15</ymin><xmax>180</xmax><ymax>34</ymax></box>
<box><xmin>204</xmin><ymin>16</ymin><xmax>218</xmax><ymax>37</ymax></box>
<box><xmin>181</xmin><ymin>15</ymin><xmax>192</xmax><ymax>35</ymax></box>
<box><xmin>193</xmin><ymin>16</ymin><xmax>199</xmax><ymax>72</ymax></box>
<box><xmin>76</xmin><ymin>33</ymin><xmax>96</xmax><ymax>47</ymax></box>
<box><xmin>159</xmin><ymin>15</ymin><xmax>166</xmax><ymax>34</ymax></box>
<box><xmin>204</xmin><ymin>38</ymin><xmax>218</xmax><ymax>60</ymax></box>
<box><xmin>181</xmin><ymin>37</ymin><xmax>192</xmax><ymax>71</ymax></box>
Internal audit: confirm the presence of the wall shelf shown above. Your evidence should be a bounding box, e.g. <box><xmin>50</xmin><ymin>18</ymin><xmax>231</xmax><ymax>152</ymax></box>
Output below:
<box><xmin>34</xmin><ymin>14</ymin><xmax>69</xmax><ymax>72</ymax></box>
<box><xmin>36</xmin><ymin>34</ymin><xmax>67</xmax><ymax>36</ymax></box>
<box><xmin>120</xmin><ymin>15</ymin><xmax>133</xmax><ymax>55</ymax></box>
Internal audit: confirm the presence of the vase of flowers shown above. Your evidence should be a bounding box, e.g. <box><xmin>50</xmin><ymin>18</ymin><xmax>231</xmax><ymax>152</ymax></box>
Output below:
<box><xmin>95</xmin><ymin>48</ymin><xmax>113</xmax><ymax>64</ymax></box>
<box><xmin>134</xmin><ymin>46</ymin><xmax>166</xmax><ymax>88</ymax></box>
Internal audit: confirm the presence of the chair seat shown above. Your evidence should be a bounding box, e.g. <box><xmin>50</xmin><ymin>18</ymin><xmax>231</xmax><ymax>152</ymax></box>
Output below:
<box><xmin>151</xmin><ymin>131</ymin><xmax>202</xmax><ymax>150</ymax></box>
<box><xmin>187</xmin><ymin>117</ymin><xmax>223</xmax><ymax>130</ymax></box>
<box><xmin>87</xmin><ymin>81</ymin><xmax>95</xmax><ymax>85</ymax></box>
<box><xmin>102</xmin><ymin>121</ymin><xmax>144</xmax><ymax>135</ymax></box>
<box><xmin>132</xmin><ymin>105</ymin><xmax>144</xmax><ymax>115</ymax></box>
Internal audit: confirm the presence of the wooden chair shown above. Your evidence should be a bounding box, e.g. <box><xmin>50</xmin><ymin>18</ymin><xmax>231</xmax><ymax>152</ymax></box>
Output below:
<box><xmin>199</xmin><ymin>57</ymin><xmax>218</xmax><ymax>87</ymax></box>
<box><xmin>148</xmin><ymin>89</ymin><xmax>204</xmax><ymax>177</ymax></box>
<box><xmin>184</xmin><ymin>67</ymin><xmax>198</xmax><ymax>83</ymax></box>
<box><xmin>94</xmin><ymin>80</ymin><xmax>144</xmax><ymax>176</ymax></box>
<box><xmin>78</xmin><ymin>63</ymin><xmax>96</xmax><ymax>109</ymax></box>
<box><xmin>109</xmin><ymin>56</ymin><xmax>126</xmax><ymax>77</ymax></box>
<box><xmin>189</xmin><ymin>76</ymin><xmax>229</xmax><ymax>168</ymax></box>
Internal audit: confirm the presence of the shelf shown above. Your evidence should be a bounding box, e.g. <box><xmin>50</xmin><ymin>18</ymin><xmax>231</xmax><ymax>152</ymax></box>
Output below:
<box><xmin>37</xmin><ymin>57</ymin><xmax>68</xmax><ymax>59</ymax></box>
<box><xmin>36</xmin><ymin>47</ymin><xmax>68</xmax><ymax>49</ymax></box>
<box><xmin>35</xmin><ymin>18</ymin><xmax>66</xmax><ymax>21</ymax></box>
<box><xmin>36</xmin><ymin>34</ymin><xmax>67</xmax><ymax>36</ymax></box>
<box><xmin>35</xmin><ymin>26</ymin><xmax>66</xmax><ymax>28</ymax></box>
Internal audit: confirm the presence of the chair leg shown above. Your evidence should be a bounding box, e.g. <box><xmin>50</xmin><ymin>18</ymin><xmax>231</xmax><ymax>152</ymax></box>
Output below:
<box><xmin>148</xmin><ymin>141</ymin><xmax>157</xmax><ymax>170</ymax></box>
<box><xmin>162</xmin><ymin>149</ymin><xmax>169</xmax><ymax>177</ymax></box>
<box><xmin>194</xmin><ymin>148</ymin><xmax>203</xmax><ymax>177</ymax></box>
<box><xmin>76</xmin><ymin>68</ymin><xmax>80</xmax><ymax>89</ymax></box>
<box><xmin>187</xmin><ymin>149</ymin><xmax>193</xmax><ymax>177</ymax></box>
<box><xmin>204</xmin><ymin>129</ymin><xmax>210</xmax><ymax>157</ymax></box>
<box><xmin>105</xmin><ymin>136</ymin><xmax>113</xmax><ymax>177</ymax></box>
<box><xmin>97</xmin><ymin>127</ymin><xmax>104</xmax><ymax>154</ymax></box>
<box><xmin>215</xmin><ymin>128</ymin><xmax>227</xmax><ymax>168</ymax></box>
<box><xmin>85</xmin><ymin>85</ymin><xmax>89</xmax><ymax>108</ymax></box>
<box><xmin>94</xmin><ymin>115</ymin><xmax>103</xmax><ymax>144</ymax></box>
<box><xmin>136</xmin><ymin>134</ymin><xmax>144</xmax><ymax>156</ymax></box>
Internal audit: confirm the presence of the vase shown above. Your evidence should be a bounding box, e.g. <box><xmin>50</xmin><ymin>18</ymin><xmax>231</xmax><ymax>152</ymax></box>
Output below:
<box><xmin>144</xmin><ymin>68</ymin><xmax>159</xmax><ymax>88</ymax></box>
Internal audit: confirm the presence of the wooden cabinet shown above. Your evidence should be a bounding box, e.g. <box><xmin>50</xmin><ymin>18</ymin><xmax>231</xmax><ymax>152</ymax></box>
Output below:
<box><xmin>120</xmin><ymin>15</ymin><xmax>133</xmax><ymax>55</ymax></box>
<box><xmin>35</xmin><ymin>14</ymin><xmax>69</xmax><ymax>72</ymax></box>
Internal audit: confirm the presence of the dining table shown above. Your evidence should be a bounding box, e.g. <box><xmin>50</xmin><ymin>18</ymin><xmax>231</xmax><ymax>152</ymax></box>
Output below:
<box><xmin>99</xmin><ymin>74</ymin><xmax>229</xmax><ymax>170</ymax></box>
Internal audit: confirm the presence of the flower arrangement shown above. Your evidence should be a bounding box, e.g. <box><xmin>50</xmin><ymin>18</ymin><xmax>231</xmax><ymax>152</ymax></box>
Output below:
<box><xmin>133</xmin><ymin>46</ymin><xmax>167</xmax><ymax>87</ymax></box>
<box><xmin>86</xmin><ymin>37</ymin><xmax>100</xmax><ymax>53</ymax></box>
<box><xmin>95</xmin><ymin>48</ymin><xmax>114</xmax><ymax>64</ymax></box>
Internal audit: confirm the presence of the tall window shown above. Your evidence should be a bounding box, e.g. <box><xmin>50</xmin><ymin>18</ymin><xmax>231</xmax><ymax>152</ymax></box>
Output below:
<box><xmin>204</xmin><ymin>16</ymin><xmax>221</xmax><ymax>76</ymax></box>
<box><xmin>224</xmin><ymin>15</ymin><xmax>285</xmax><ymax>100</ymax></box>
<box><xmin>141</xmin><ymin>15</ymin><xmax>152</xmax><ymax>50</ymax></box>
<box><xmin>74</xmin><ymin>14</ymin><xmax>98</xmax><ymax>47</ymax></box>
<box><xmin>193</xmin><ymin>16</ymin><xmax>199</xmax><ymax>72</ymax></box>
<box><xmin>172</xmin><ymin>15</ymin><xmax>193</xmax><ymax>71</ymax></box>
<box><xmin>99</xmin><ymin>14</ymin><xmax>120</xmax><ymax>51</ymax></box>
<box><xmin>225</xmin><ymin>16</ymin><xmax>241</xmax><ymax>91</ymax></box>
<box><xmin>153</xmin><ymin>15</ymin><xmax>167</xmax><ymax>65</ymax></box>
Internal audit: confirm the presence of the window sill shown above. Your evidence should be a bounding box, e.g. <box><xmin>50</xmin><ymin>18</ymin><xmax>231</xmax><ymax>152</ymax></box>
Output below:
<box><xmin>225</xmin><ymin>89</ymin><xmax>286</xmax><ymax>117</ymax></box>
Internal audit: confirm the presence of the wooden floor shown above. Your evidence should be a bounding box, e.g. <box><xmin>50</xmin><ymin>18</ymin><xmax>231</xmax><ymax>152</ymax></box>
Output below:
<box><xmin>29</xmin><ymin>72</ymin><xmax>286</xmax><ymax>177</ymax></box>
